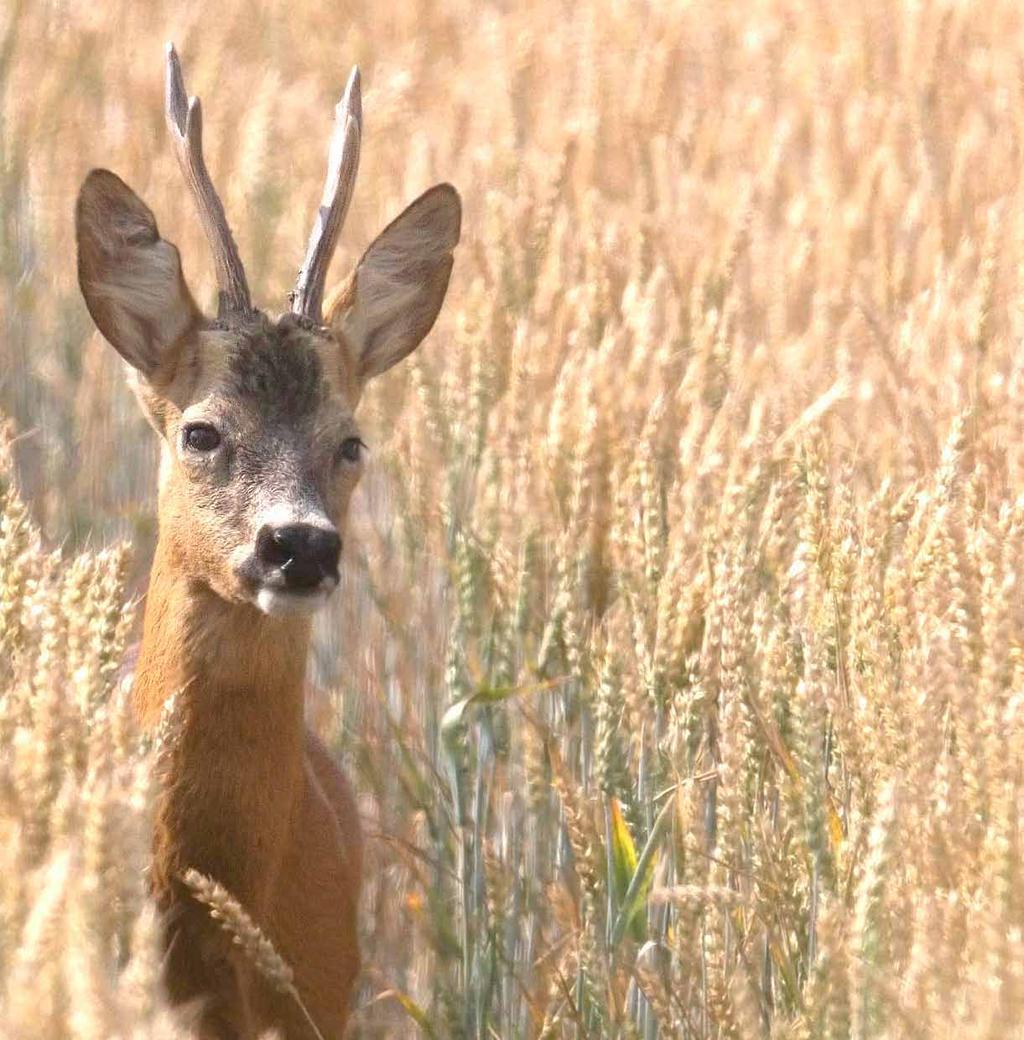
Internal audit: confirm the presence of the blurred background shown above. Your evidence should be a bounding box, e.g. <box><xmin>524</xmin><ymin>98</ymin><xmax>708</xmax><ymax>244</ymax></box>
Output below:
<box><xmin>6</xmin><ymin>0</ymin><xmax>1024</xmax><ymax>1036</ymax></box>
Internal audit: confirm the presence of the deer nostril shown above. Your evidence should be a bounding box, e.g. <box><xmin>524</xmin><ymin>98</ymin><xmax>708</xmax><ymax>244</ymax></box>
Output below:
<box><xmin>257</xmin><ymin>526</ymin><xmax>295</xmax><ymax>567</ymax></box>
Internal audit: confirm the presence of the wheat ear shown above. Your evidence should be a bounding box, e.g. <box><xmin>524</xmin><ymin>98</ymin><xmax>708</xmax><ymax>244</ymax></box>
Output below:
<box><xmin>182</xmin><ymin>868</ymin><xmax>327</xmax><ymax>1040</ymax></box>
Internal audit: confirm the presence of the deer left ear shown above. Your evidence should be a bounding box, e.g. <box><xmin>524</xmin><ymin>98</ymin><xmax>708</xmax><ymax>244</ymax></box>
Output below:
<box><xmin>325</xmin><ymin>184</ymin><xmax>461</xmax><ymax>382</ymax></box>
<box><xmin>76</xmin><ymin>168</ymin><xmax>201</xmax><ymax>381</ymax></box>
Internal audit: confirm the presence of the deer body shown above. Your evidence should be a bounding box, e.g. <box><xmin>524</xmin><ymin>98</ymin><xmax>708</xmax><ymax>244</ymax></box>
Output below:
<box><xmin>75</xmin><ymin>45</ymin><xmax>460</xmax><ymax>1039</ymax></box>
<box><xmin>134</xmin><ymin>543</ymin><xmax>362</xmax><ymax>1036</ymax></box>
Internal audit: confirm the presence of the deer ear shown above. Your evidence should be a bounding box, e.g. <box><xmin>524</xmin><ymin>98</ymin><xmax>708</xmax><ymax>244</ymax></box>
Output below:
<box><xmin>326</xmin><ymin>184</ymin><xmax>460</xmax><ymax>382</ymax></box>
<box><xmin>76</xmin><ymin>169</ymin><xmax>201</xmax><ymax>380</ymax></box>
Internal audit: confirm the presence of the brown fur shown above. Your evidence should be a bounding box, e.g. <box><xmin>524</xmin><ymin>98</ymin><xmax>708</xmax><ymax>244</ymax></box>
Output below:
<box><xmin>75</xmin><ymin>165</ymin><xmax>460</xmax><ymax>1039</ymax></box>
<box><xmin>134</xmin><ymin>544</ymin><xmax>361</xmax><ymax>1038</ymax></box>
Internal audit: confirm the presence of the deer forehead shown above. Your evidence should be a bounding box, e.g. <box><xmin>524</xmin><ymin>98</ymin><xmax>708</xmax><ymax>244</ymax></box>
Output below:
<box><xmin>179</xmin><ymin>315</ymin><xmax>358</xmax><ymax>431</ymax></box>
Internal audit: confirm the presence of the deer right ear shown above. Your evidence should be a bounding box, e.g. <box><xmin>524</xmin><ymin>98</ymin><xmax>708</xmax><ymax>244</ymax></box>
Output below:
<box><xmin>76</xmin><ymin>169</ymin><xmax>201</xmax><ymax>379</ymax></box>
<box><xmin>325</xmin><ymin>184</ymin><xmax>461</xmax><ymax>383</ymax></box>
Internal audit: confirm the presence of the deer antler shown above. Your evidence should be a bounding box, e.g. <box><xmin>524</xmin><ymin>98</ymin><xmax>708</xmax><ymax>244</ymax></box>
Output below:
<box><xmin>165</xmin><ymin>43</ymin><xmax>252</xmax><ymax>319</ymax></box>
<box><xmin>291</xmin><ymin>67</ymin><xmax>362</xmax><ymax>324</ymax></box>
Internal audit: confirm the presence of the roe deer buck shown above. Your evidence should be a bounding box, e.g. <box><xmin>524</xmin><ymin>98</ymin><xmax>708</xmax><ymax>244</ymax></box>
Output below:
<box><xmin>74</xmin><ymin>44</ymin><xmax>460</xmax><ymax>1039</ymax></box>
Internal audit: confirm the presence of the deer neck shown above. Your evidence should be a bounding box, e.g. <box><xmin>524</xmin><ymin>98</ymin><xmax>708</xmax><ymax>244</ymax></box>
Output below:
<box><xmin>133</xmin><ymin>535</ymin><xmax>312</xmax><ymax>910</ymax></box>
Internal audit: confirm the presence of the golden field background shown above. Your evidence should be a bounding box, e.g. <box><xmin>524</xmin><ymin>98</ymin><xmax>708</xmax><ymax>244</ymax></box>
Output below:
<box><xmin>5</xmin><ymin>0</ymin><xmax>1024</xmax><ymax>1036</ymax></box>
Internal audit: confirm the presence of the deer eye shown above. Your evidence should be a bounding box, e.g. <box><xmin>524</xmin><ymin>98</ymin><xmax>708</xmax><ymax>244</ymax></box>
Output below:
<box><xmin>337</xmin><ymin>437</ymin><xmax>366</xmax><ymax>465</ymax></box>
<box><xmin>182</xmin><ymin>423</ymin><xmax>222</xmax><ymax>453</ymax></box>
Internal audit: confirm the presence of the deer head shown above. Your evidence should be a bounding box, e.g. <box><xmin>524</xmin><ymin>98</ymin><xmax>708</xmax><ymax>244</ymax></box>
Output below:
<box><xmin>75</xmin><ymin>45</ymin><xmax>460</xmax><ymax>617</ymax></box>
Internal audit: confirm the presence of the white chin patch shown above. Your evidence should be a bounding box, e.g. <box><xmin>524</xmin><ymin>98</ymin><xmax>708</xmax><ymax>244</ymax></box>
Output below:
<box><xmin>255</xmin><ymin>586</ymin><xmax>332</xmax><ymax>618</ymax></box>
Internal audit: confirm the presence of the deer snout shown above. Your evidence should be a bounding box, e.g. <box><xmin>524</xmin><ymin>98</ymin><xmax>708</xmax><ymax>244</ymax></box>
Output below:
<box><xmin>256</xmin><ymin>523</ymin><xmax>341</xmax><ymax>590</ymax></box>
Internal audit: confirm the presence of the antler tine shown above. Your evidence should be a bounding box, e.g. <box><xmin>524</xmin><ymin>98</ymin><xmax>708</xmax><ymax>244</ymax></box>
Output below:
<box><xmin>291</xmin><ymin>66</ymin><xmax>362</xmax><ymax>323</ymax></box>
<box><xmin>165</xmin><ymin>43</ymin><xmax>252</xmax><ymax>318</ymax></box>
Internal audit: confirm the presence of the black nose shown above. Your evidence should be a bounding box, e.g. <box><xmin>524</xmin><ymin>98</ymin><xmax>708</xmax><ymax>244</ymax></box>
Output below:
<box><xmin>256</xmin><ymin>523</ymin><xmax>341</xmax><ymax>590</ymax></box>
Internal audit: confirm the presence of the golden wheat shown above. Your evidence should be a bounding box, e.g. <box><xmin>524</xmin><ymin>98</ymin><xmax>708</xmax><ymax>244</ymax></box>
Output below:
<box><xmin>5</xmin><ymin>0</ymin><xmax>1024</xmax><ymax>1036</ymax></box>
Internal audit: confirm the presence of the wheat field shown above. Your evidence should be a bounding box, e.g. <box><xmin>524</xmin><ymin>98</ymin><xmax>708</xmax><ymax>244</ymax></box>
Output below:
<box><xmin>3</xmin><ymin>0</ymin><xmax>1024</xmax><ymax>1036</ymax></box>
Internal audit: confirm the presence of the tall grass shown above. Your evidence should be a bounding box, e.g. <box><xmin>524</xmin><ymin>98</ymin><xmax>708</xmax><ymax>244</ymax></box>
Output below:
<box><xmin>4</xmin><ymin>0</ymin><xmax>1024</xmax><ymax>1036</ymax></box>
